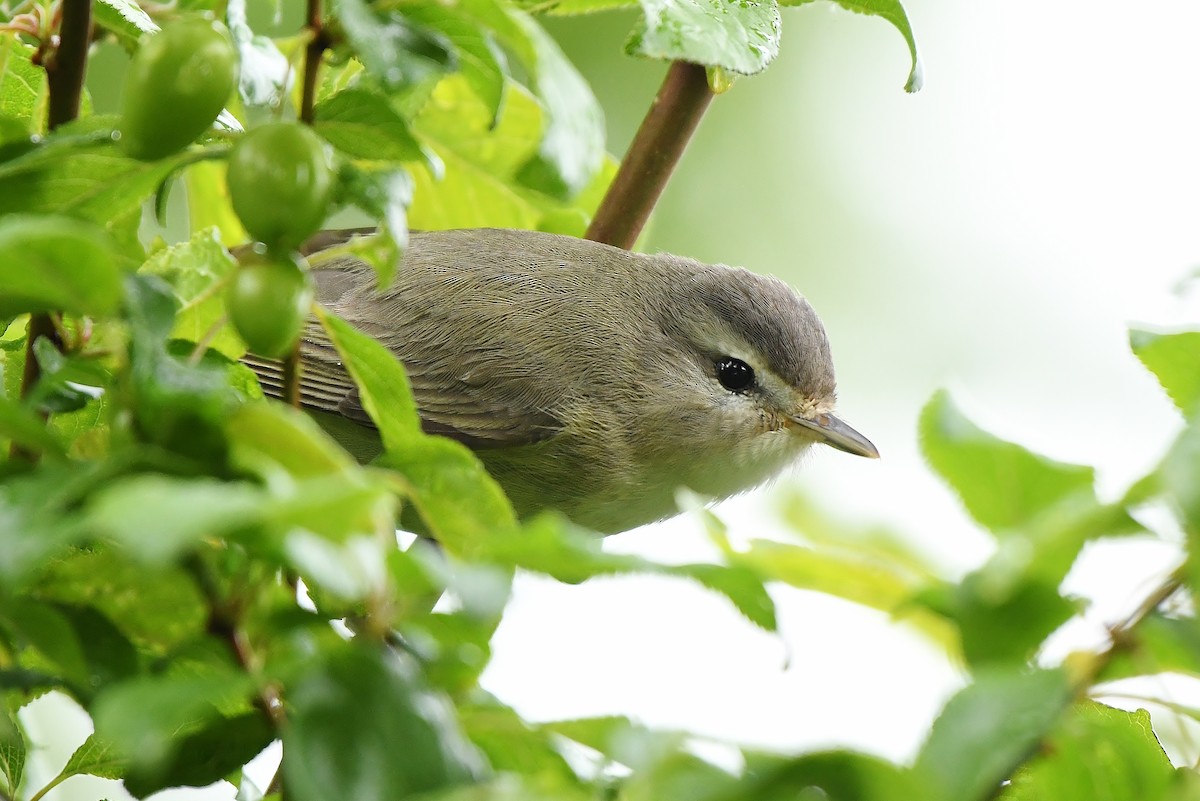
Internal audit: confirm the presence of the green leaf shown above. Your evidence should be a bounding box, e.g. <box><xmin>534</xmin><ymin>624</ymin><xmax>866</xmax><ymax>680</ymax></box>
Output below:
<box><xmin>484</xmin><ymin>515</ymin><xmax>776</xmax><ymax>630</ymax></box>
<box><xmin>335</xmin><ymin>165</ymin><xmax>413</xmax><ymax>288</ymax></box>
<box><xmin>626</xmin><ymin>0</ymin><xmax>781</xmax><ymax>75</ymax></box>
<box><xmin>1099</xmin><ymin>612</ymin><xmax>1200</xmax><ymax>682</ymax></box>
<box><xmin>460</xmin><ymin>702</ymin><xmax>580</xmax><ymax>784</ymax></box>
<box><xmin>335</xmin><ymin>0</ymin><xmax>458</xmax><ymax>92</ymax></box>
<box><xmin>405</xmin><ymin>7</ymin><xmax>508</xmax><ymax>125</ymax></box>
<box><xmin>59</xmin><ymin>732</ymin><xmax>125</xmax><ymax>780</ymax></box>
<box><xmin>94</xmin><ymin>0</ymin><xmax>159</xmax><ymax>48</ymax></box>
<box><xmin>0</xmin><ymin>393</ymin><xmax>66</xmax><ymax>457</ymax></box>
<box><xmin>0</xmin><ymin>38</ymin><xmax>48</xmax><ymax>136</ymax></box>
<box><xmin>0</xmin><ymin>463</ymin><xmax>105</xmax><ymax>584</ymax></box>
<box><xmin>123</xmin><ymin>274</ymin><xmax>237</xmax><ymax>463</ymax></box>
<box><xmin>0</xmin><ymin>215</ymin><xmax>123</xmax><ymax>316</ymax></box>
<box><xmin>501</xmin><ymin>9</ymin><xmax>605</xmax><ymax>198</ymax></box>
<box><xmin>1002</xmin><ymin>703</ymin><xmax>1175</xmax><ymax>801</ymax></box>
<box><xmin>91</xmin><ymin>670</ymin><xmax>256</xmax><ymax>777</ymax></box>
<box><xmin>733</xmin><ymin>537</ymin><xmax>921</xmax><ymax>613</ymax></box>
<box><xmin>0</xmin><ymin>599</ymin><xmax>90</xmax><ymax>687</ymax></box>
<box><xmin>0</xmin><ymin>119</ymin><xmax>187</xmax><ymax>228</ymax></box>
<box><xmin>665</xmin><ymin>562</ymin><xmax>776</xmax><ymax>631</ymax></box>
<box><xmin>1162</xmin><ymin>417</ymin><xmax>1200</xmax><ymax>539</ymax></box>
<box><xmin>0</xmin><ymin>708</ymin><xmax>25</xmax><ymax>798</ymax></box>
<box><xmin>1131</xmin><ymin>328</ymin><xmax>1200</xmax><ymax>415</ymax></box>
<box><xmin>87</xmin><ymin>475</ymin><xmax>269</xmax><ymax>564</ymax></box>
<box><xmin>918</xmin><ymin>576</ymin><xmax>1076</xmax><ymax>667</ymax></box>
<box><xmin>316</xmin><ymin>309</ymin><xmax>423</xmax><ymax>448</ymax></box>
<box><xmin>123</xmin><ymin>712</ymin><xmax>276</xmax><ymax>798</ymax></box>
<box><xmin>315</xmin><ymin>310</ymin><xmax>517</xmax><ymax>551</ymax></box>
<box><xmin>228</xmin><ymin>401</ymin><xmax>360</xmax><ymax>478</ymax></box>
<box><xmin>915</xmin><ymin>668</ymin><xmax>1073</xmax><ymax>801</ymax></box>
<box><xmin>315</xmin><ymin>89</ymin><xmax>427</xmax><ymax>163</ymax></box>
<box><xmin>784</xmin><ymin>0</ymin><xmax>923</xmax><ymax>92</ymax></box>
<box><xmin>33</xmin><ymin>544</ymin><xmax>209</xmax><ymax>653</ymax></box>
<box><xmin>920</xmin><ymin>390</ymin><xmax>1096</xmax><ymax>532</ymax></box>
<box><xmin>735</xmin><ymin>750</ymin><xmax>926</xmax><ymax>801</ymax></box>
<box><xmin>283</xmin><ymin>645</ymin><xmax>485</xmax><ymax>801</ymax></box>
<box><xmin>140</xmin><ymin>227</ymin><xmax>241</xmax><ymax>356</ymax></box>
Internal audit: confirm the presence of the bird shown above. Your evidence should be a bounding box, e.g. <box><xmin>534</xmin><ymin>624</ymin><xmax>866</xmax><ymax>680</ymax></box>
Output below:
<box><xmin>243</xmin><ymin>228</ymin><xmax>877</xmax><ymax>534</ymax></box>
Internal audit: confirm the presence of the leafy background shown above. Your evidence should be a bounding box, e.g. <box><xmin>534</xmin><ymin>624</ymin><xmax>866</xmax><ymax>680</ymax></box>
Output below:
<box><xmin>5</xmin><ymin>0</ymin><xmax>1200</xmax><ymax>800</ymax></box>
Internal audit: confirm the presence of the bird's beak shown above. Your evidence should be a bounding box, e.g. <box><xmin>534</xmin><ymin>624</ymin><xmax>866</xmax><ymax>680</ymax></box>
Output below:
<box><xmin>788</xmin><ymin>413</ymin><xmax>880</xmax><ymax>459</ymax></box>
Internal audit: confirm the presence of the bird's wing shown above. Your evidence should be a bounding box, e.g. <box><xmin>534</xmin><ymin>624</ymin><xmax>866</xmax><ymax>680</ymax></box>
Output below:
<box><xmin>242</xmin><ymin>318</ymin><xmax>563</xmax><ymax>450</ymax></box>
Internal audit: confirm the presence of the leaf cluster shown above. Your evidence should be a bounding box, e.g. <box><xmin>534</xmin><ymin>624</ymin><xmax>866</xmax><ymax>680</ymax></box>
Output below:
<box><xmin>3</xmin><ymin>1</ymin><xmax>1198</xmax><ymax>801</ymax></box>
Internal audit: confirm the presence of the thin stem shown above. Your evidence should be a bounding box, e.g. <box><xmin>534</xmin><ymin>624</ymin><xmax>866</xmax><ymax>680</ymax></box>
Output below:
<box><xmin>285</xmin><ymin>0</ymin><xmax>328</xmax><ymax>410</ymax></box>
<box><xmin>45</xmin><ymin>0</ymin><xmax>90</xmax><ymax>129</ymax></box>
<box><xmin>585</xmin><ymin>61</ymin><xmax>715</xmax><ymax>250</ymax></box>
<box><xmin>300</xmin><ymin>0</ymin><xmax>325</xmax><ymax>125</ymax></box>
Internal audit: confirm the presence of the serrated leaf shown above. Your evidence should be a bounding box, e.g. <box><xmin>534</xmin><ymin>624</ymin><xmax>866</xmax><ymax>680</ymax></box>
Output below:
<box><xmin>1002</xmin><ymin>703</ymin><xmax>1174</xmax><ymax>801</ymax></box>
<box><xmin>0</xmin><ymin>119</ymin><xmax>187</xmax><ymax>228</ymax></box>
<box><xmin>335</xmin><ymin>165</ymin><xmax>413</xmax><ymax>287</ymax></box>
<box><xmin>0</xmin><ymin>599</ymin><xmax>90</xmax><ymax>687</ymax></box>
<box><xmin>140</xmin><ymin>227</ymin><xmax>241</xmax><ymax>356</ymax></box>
<box><xmin>920</xmin><ymin>390</ymin><xmax>1096</xmax><ymax>532</ymax></box>
<box><xmin>785</xmin><ymin>0</ymin><xmax>923</xmax><ymax>91</ymax></box>
<box><xmin>91</xmin><ymin>670</ymin><xmax>256</xmax><ymax>776</ymax></box>
<box><xmin>315</xmin><ymin>89</ymin><xmax>426</xmax><ymax>162</ymax></box>
<box><xmin>123</xmin><ymin>712</ymin><xmax>275</xmax><ymax>798</ymax></box>
<box><xmin>335</xmin><ymin>0</ymin><xmax>458</xmax><ymax>92</ymax></box>
<box><xmin>627</xmin><ymin>0</ymin><xmax>781</xmax><ymax>75</ymax></box>
<box><xmin>60</xmin><ymin>733</ymin><xmax>125</xmax><ymax>780</ymax></box>
<box><xmin>283</xmin><ymin>645</ymin><xmax>485</xmax><ymax>801</ymax></box>
<box><xmin>94</xmin><ymin>0</ymin><xmax>159</xmax><ymax>48</ymax></box>
<box><xmin>0</xmin><ymin>215</ymin><xmax>123</xmax><ymax>317</ymax></box>
<box><xmin>0</xmin><ymin>38</ymin><xmax>48</xmax><ymax>136</ymax></box>
<box><xmin>0</xmin><ymin>708</ymin><xmax>25</xmax><ymax>797</ymax></box>
<box><xmin>915</xmin><ymin>668</ymin><xmax>1073</xmax><ymax>801</ymax></box>
<box><xmin>33</xmin><ymin>547</ymin><xmax>208</xmax><ymax>653</ymax></box>
<box><xmin>1131</xmin><ymin>328</ymin><xmax>1200</xmax><ymax>415</ymax></box>
<box><xmin>405</xmin><ymin>7</ymin><xmax>508</xmax><ymax>125</ymax></box>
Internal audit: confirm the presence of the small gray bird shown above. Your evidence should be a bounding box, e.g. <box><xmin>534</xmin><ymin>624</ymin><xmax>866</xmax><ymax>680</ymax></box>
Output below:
<box><xmin>246</xmin><ymin>228</ymin><xmax>877</xmax><ymax>534</ymax></box>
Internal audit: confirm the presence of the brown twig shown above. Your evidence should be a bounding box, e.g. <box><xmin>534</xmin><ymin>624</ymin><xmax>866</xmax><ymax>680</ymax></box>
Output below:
<box><xmin>585</xmin><ymin>61</ymin><xmax>715</xmax><ymax>250</ymax></box>
<box><xmin>45</xmin><ymin>0</ymin><xmax>91</xmax><ymax>129</ymax></box>
<box><xmin>12</xmin><ymin>0</ymin><xmax>92</xmax><ymax>462</ymax></box>
<box><xmin>281</xmin><ymin>0</ymin><xmax>329</xmax><ymax>410</ymax></box>
<box><xmin>300</xmin><ymin>0</ymin><xmax>326</xmax><ymax>125</ymax></box>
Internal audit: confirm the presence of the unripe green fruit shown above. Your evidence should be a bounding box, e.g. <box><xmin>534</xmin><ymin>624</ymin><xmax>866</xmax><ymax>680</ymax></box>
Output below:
<box><xmin>226</xmin><ymin>252</ymin><xmax>314</xmax><ymax>358</ymax></box>
<box><xmin>226</xmin><ymin>123</ymin><xmax>334</xmax><ymax>250</ymax></box>
<box><xmin>119</xmin><ymin>19</ymin><xmax>238</xmax><ymax>161</ymax></box>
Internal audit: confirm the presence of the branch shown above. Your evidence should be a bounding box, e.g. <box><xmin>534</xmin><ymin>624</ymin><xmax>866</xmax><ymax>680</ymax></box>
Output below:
<box><xmin>46</xmin><ymin>0</ymin><xmax>92</xmax><ymax>130</ymax></box>
<box><xmin>300</xmin><ymin>0</ymin><xmax>326</xmax><ymax>125</ymax></box>
<box><xmin>585</xmin><ymin>61</ymin><xmax>715</xmax><ymax>250</ymax></box>
<box><xmin>13</xmin><ymin>0</ymin><xmax>92</xmax><ymax>461</ymax></box>
<box><xmin>283</xmin><ymin>0</ymin><xmax>330</xmax><ymax>409</ymax></box>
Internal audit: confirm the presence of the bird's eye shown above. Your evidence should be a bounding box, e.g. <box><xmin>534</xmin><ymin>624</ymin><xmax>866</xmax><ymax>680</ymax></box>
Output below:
<box><xmin>715</xmin><ymin>357</ymin><xmax>755</xmax><ymax>392</ymax></box>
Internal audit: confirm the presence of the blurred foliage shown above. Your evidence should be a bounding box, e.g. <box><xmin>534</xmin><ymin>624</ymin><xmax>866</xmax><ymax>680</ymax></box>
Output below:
<box><xmin>0</xmin><ymin>0</ymin><xmax>1198</xmax><ymax>800</ymax></box>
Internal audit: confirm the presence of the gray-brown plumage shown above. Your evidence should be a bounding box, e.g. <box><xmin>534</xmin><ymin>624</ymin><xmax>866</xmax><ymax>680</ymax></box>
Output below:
<box><xmin>245</xmin><ymin>228</ymin><xmax>876</xmax><ymax>533</ymax></box>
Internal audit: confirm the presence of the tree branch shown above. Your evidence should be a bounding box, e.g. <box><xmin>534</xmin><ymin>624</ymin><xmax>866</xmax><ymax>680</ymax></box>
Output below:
<box><xmin>585</xmin><ymin>61</ymin><xmax>715</xmax><ymax>250</ymax></box>
<box><xmin>13</xmin><ymin>0</ymin><xmax>92</xmax><ymax>461</ymax></box>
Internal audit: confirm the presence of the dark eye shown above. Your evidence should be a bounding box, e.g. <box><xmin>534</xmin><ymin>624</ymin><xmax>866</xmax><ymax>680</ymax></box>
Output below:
<box><xmin>715</xmin><ymin>357</ymin><xmax>755</xmax><ymax>392</ymax></box>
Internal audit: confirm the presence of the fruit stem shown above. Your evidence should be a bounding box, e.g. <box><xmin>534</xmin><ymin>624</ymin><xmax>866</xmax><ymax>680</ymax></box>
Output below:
<box><xmin>301</xmin><ymin>0</ymin><xmax>326</xmax><ymax>125</ymax></box>
<box><xmin>585</xmin><ymin>61</ymin><xmax>714</xmax><ymax>250</ymax></box>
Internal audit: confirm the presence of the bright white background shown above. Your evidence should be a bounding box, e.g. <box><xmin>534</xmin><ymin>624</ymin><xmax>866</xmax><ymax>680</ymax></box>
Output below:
<box><xmin>22</xmin><ymin>1</ymin><xmax>1200</xmax><ymax>797</ymax></box>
